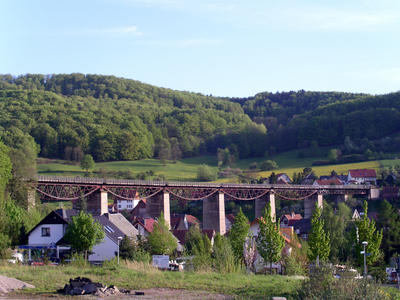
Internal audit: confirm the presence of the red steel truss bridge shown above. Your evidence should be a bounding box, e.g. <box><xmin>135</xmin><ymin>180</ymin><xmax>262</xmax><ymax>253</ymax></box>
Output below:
<box><xmin>34</xmin><ymin>175</ymin><xmax>372</xmax><ymax>202</ymax></box>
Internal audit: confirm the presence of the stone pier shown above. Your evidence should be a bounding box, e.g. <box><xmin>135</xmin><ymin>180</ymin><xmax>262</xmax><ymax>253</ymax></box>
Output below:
<box><xmin>203</xmin><ymin>191</ymin><xmax>226</xmax><ymax>235</ymax></box>
<box><xmin>87</xmin><ymin>189</ymin><xmax>108</xmax><ymax>216</ymax></box>
<box><xmin>255</xmin><ymin>192</ymin><xmax>276</xmax><ymax>221</ymax></box>
<box><xmin>146</xmin><ymin>190</ymin><xmax>170</xmax><ymax>227</ymax></box>
<box><xmin>304</xmin><ymin>193</ymin><xmax>323</xmax><ymax>219</ymax></box>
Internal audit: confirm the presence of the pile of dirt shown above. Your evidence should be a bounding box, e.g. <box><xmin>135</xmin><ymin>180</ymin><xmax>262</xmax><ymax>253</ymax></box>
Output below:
<box><xmin>0</xmin><ymin>275</ymin><xmax>35</xmax><ymax>293</ymax></box>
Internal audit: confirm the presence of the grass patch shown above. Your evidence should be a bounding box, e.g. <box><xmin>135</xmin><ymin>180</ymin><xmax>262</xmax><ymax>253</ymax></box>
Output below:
<box><xmin>38</xmin><ymin>150</ymin><xmax>385</xmax><ymax>183</ymax></box>
<box><xmin>0</xmin><ymin>262</ymin><xmax>302</xmax><ymax>299</ymax></box>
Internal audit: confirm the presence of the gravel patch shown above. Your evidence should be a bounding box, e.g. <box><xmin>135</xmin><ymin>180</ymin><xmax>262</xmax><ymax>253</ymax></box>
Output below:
<box><xmin>0</xmin><ymin>275</ymin><xmax>35</xmax><ymax>294</ymax></box>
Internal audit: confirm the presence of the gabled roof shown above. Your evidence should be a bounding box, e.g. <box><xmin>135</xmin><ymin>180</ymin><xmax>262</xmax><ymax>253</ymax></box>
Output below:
<box><xmin>276</xmin><ymin>178</ymin><xmax>290</xmax><ymax>185</ymax></box>
<box><xmin>104</xmin><ymin>213</ymin><xmax>138</xmax><ymax>238</ymax></box>
<box><xmin>132</xmin><ymin>218</ymin><xmax>156</xmax><ymax>233</ymax></box>
<box><xmin>349</xmin><ymin>169</ymin><xmax>377</xmax><ymax>178</ymax></box>
<box><xmin>93</xmin><ymin>215</ymin><xmax>126</xmax><ymax>244</ymax></box>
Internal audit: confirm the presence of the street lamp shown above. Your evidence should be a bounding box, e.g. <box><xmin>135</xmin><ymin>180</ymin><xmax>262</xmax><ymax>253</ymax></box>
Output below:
<box><xmin>117</xmin><ymin>236</ymin><xmax>123</xmax><ymax>265</ymax></box>
<box><xmin>362</xmin><ymin>241</ymin><xmax>368</xmax><ymax>278</ymax></box>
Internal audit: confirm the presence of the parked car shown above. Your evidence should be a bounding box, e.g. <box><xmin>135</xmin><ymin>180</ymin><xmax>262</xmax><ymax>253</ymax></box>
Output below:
<box><xmin>8</xmin><ymin>253</ymin><xmax>23</xmax><ymax>264</ymax></box>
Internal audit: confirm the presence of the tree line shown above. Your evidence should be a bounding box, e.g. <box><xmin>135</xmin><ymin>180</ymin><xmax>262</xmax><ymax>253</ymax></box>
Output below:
<box><xmin>1</xmin><ymin>74</ymin><xmax>400</xmax><ymax>164</ymax></box>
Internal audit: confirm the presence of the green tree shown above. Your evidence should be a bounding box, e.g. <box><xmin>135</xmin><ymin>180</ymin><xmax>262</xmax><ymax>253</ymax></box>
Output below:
<box><xmin>64</xmin><ymin>211</ymin><xmax>105</xmax><ymax>260</ymax></box>
<box><xmin>270</xmin><ymin>172</ymin><xmax>277</xmax><ymax>184</ymax></box>
<box><xmin>354</xmin><ymin>200</ymin><xmax>382</xmax><ymax>265</ymax></box>
<box><xmin>322</xmin><ymin>201</ymin><xmax>352</xmax><ymax>261</ymax></box>
<box><xmin>376</xmin><ymin>200</ymin><xmax>400</xmax><ymax>263</ymax></box>
<box><xmin>74</xmin><ymin>195</ymin><xmax>87</xmax><ymax>213</ymax></box>
<box><xmin>308</xmin><ymin>203</ymin><xmax>330</xmax><ymax>261</ymax></box>
<box><xmin>0</xmin><ymin>140</ymin><xmax>12</xmax><ymax>196</ymax></box>
<box><xmin>80</xmin><ymin>154</ymin><xmax>95</xmax><ymax>173</ymax></box>
<box><xmin>147</xmin><ymin>212</ymin><xmax>177</xmax><ymax>255</ymax></box>
<box><xmin>260</xmin><ymin>160</ymin><xmax>278</xmax><ymax>171</ymax></box>
<box><xmin>256</xmin><ymin>203</ymin><xmax>285</xmax><ymax>274</ymax></box>
<box><xmin>228</xmin><ymin>208</ymin><xmax>250</xmax><ymax>262</ymax></box>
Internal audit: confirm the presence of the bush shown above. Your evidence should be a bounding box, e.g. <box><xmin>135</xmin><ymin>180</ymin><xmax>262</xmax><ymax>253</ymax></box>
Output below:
<box><xmin>297</xmin><ymin>264</ymin><xmax>392</xmax><ymax>300</ymax></box>
<box><xmin>197</xmin><ymin>164</ymin><xmax>217</xmax><ymax>181</ymax></box>
<box><xmin>260</xmin><ymin>160</ymin><xmax>277</xmax><ymax>171</ymax></box>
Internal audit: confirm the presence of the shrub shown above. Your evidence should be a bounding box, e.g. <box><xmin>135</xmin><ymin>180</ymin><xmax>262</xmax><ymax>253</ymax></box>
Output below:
<box><xmin>297</xmin><ymin>264</ymin><xmax>392</xmax><ymax>300</ymax></box>
<box><xmin>196</xmin><ymin>164</ymin><xmax>217</xmax><ymax>181</ymax></box>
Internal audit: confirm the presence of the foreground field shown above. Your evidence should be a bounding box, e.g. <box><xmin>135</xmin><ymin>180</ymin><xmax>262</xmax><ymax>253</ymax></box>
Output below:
<box><xmin>0</xmin><ymin>261</ymin><xmax>301</xmax><ymax>300</ymax></box>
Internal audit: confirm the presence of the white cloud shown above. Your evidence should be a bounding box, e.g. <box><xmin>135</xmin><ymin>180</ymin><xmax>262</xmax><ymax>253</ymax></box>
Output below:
<box><xmin>79</xmin><ymin>26</ymin><xmax>143</xmax><ymax>37</ymax></box>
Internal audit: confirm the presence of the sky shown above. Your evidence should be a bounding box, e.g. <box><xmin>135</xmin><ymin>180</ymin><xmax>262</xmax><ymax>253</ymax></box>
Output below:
<box><xmin>1</xmin><ymin>0</ymin><xmax>400</xmax><ymax>97</ymax></box>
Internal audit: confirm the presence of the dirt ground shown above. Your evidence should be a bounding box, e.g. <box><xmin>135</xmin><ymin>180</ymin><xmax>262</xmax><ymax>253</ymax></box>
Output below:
<box><xmin>0</xmin><ymin>288</ymin><xmax>235</xmax><ymax>300</ymax></box>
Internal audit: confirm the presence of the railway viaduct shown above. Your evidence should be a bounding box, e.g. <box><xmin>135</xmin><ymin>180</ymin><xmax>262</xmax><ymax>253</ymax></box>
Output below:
<box><xmin>32</xmin><ymin>175</ymin><xmax>379</xmax><ymax>235</ymax></box>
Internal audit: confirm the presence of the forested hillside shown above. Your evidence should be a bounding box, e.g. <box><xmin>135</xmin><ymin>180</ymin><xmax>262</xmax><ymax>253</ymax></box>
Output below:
<box><xmin>1</xmin><ymin>73</ymin><xmax>400</xmax><ymax>163</ymax></box>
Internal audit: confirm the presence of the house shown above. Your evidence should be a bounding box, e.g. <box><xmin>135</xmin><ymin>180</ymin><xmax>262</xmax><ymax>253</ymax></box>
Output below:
<box><xmin>276</xmin><ymin>173</ymin><xmax>292</xmax><ymax>184</ymax></box>
<box><xmin>170</xmin><ymin>214</ymin><xmax>202</xmax><ymax>230</ymax></box>
<box><xmin>276</xmin><ymin>178</ymin><xmax>290</xmax><ymax>185</ymax></box>
<box><xmin>128</xmin><ymin>200</ymin><xmax>147</xmax><ymax>222</ymax></box>
<box><xmin>132</xmin><ymin>218</ymin><xmax>156</xmax><ymax>236</ymax></box>
<box><xmin>225</xmin><ymin>214</ymin><xmax>235</xmax><ymax>231</ymax></box>
<box><xmin>292</xmin><ymin>218</ymin><xmax>312</xmax><ymax>240</ymax></box>
<box><xmin>348</xmin><ymin>169</ymin><xmax>377</xmax><ymax>185</ymax></box>
<box><xmin>385</xmin><ymin>174</ymin><xmax>398</xmax><ymax>184</ymax></box>
<box><xmin>300</xmin><ymin>173</ymin><xmax>317</xmax><ymax>185</ymax></box>
<box><xmin>22</xmin><ymin>209</ymin><xmax>137</xmax><ymax>262</ymax></box>
<box><xmin>116</xmin><ymin>199</ymin><xmax>140</xmax><ymax>212</ymax></box>
<box><xmin>172</xmin><ymin>229</ymin><xmax>215</xmax><ymax>247</ymax></box>
<box><xmin>279</xmin><ymin>212</ymin><xmax>303</xmax><ymax>228</ymax></box>
<box><xmin>382</xmin><ymin>186</ymin><xmax>400</xmax><ymax>199</ymax></box>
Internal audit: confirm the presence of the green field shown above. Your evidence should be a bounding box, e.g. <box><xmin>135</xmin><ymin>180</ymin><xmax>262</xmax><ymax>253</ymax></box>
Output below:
<box><xmin>37</xmin><ymin>148</ymin><xmax>396</xmax><ymax>183</ymax></box>
<box><xmin>1</xmin><ymin>262</ymin><xmax>302</xmax><ymax>300</ymax></box>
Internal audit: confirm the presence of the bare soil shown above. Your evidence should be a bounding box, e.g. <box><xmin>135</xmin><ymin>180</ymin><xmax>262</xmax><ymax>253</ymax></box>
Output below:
<box><xmin>1</xmin><ymin>288</ymin><xmax>234</xmax><ymax>300</ymax></box>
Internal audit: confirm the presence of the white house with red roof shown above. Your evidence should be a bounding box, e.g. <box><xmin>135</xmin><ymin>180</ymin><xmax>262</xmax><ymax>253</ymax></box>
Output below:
<box><xmin>132</xmin><ymin>218</ymin><xmax>156</xmax><ymax>236</ymax></box>
<box><xmin>348</xmin><ymin>169</ymin><xmax>377</xmax><ymax>185</ymax></box>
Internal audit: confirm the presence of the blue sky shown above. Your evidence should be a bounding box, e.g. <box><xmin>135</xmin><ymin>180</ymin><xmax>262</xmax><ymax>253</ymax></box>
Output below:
<box><xmin>2</xmin><ymin>0</ymin><xmax>400</xmax><ymax>97</ymax></box>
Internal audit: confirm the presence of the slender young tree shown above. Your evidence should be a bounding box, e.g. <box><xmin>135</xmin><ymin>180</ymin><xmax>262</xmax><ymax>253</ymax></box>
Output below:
<box><xmin>228</xmin><ymin>208</ymin><xmax>250</xmax><ymax>262</ymax></box>
<box><xmin>64</xmin><ymin>211</ymin><xmax>105</xmax><ymax>260</ymax></box>
<box><xmin>147</xmin><ymin>212</ymin><xmax>177</xmax><ymax>255</ymax></box>
<box><xmin>308</xmin><ymin>203</ymin><xmax>330</xmax><ymax>261</ymax></box>
<box><xmin>256</xmin><ymin>203</ymin><xmax>285</xmax><ymax>274</ymax></box>
<box><xmin>354</xmin><ymin>200</ymin><xmax>383</xmax><ymax>265</ymax></box>
<box><xmin>80</xmin><ymin>154</ymin><xmax>95</xmax><ymax>173</ymax></box>
<box><xmin>377</xmin><ymin>200</ymin><xmax>400</xmax><ymax>263</ymax></box>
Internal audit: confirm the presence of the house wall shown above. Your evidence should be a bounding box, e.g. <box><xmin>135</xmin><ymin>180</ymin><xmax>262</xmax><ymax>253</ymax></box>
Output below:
<box><xmin>89</xmin><ymin>235</ymin><xmax>117</xmax><ymax>261</ymax></box>
<box><xmin>28</xmin><ymin>224</ymin><xmax>65</xmax><ymax>245</ymax></box>
<box><xmin>117</xmin><ymin>199</ymin><xmax>140</xmax><ymax>211</ymax></box>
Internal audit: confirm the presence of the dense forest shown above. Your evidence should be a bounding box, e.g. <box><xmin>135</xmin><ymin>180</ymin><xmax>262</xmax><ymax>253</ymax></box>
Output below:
<box><xmin>1</xmin><ymin>73</ymin><xmax>400</xmax><ymax>164</ymax></box>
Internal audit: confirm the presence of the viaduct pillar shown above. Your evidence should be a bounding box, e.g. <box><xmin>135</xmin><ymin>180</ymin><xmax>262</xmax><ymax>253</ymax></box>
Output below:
<box><xmin>27</xmin><ymin>188</ymin><xmax>36</xmax><ymax>211</ymax></box>
<box><xmin>87</xmin><ymin>189</ymin><xmax>108</xmax><ymax>216</ymax></box>
<box><xmin>146</xmin><ymin>190</ymin><xmax>170</xmax><ymax>228</ymax></box>
<box><xmin>255</xmin><ymin>192</ymin><xmax>276</xmax><ymax>221</ymax></box>
<box><xmin>304</xmin><ymin>193</ymin><xmax>323</xmax><ymax>219</ymax></box>
<box><xmin>203</xmin><ymin>191</ymin><xmax>226</xmax><ymax>235</ymax></box>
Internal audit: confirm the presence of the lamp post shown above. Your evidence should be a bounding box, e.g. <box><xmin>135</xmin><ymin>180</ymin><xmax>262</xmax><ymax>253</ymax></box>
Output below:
<box><xmin>117</xmin><ymin>236</ymin><xmax>122</xmax><ymax>265</ymax></box>
<box><xmin>362</xmin><ymin>241</ymin><xmax>368</xmax><ymax>278</ymax></box>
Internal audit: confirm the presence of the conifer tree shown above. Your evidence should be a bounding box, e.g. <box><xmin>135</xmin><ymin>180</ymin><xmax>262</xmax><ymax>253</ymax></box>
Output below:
<box><xmin>256</xmin><ymin>203</ymin><xmax>285</xmax><ymax>274</ymax></box>
<box><xmin>228</xmin><ymin>208</ymin><xmax>250</xmax><ymax>262</ymax></box>
<box><xmin>308</xmin><ymin>203</ymin><xmax>330</xmax><ymax>261</ymax></box>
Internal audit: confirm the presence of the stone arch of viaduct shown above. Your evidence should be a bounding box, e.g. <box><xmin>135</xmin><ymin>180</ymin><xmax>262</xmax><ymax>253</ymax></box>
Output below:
<box><xmin>33</xmin><ymin>176</ymin><xmax>378</xmax><ymax>235</ymax></box>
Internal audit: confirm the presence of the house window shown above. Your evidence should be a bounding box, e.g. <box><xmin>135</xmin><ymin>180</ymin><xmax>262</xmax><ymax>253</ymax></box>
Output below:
<box><xmin>301</xmin><ymin>234</ymin><xmax>308</xmax><ymax>239</ymax></box>
<box><xmin>42</xmin><ymin>227</ymin><xmax>50</xmax><ymax>237</ymax></box>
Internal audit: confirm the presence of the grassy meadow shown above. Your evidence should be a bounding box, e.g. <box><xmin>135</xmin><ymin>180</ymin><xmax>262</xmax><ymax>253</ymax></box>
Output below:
<box><xmin>37</xmin><ymin>147</ymin><xmax>396</xmax><ymax>183</ymax></box>
<box><xmin>0</xmin><ymin>261</ymin><xmax>302</xmax><ymax>300</ymax></box>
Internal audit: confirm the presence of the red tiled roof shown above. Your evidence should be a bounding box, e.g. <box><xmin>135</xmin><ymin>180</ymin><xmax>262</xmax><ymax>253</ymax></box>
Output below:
<box><xmin>314</xmin><ymin>178</ymin><xmax>342</xmax><ymax>185</ymax></box>
<box><xmin>349</xmin><ymin>169</ymin><xmax>377</xmax><ymax>178</ymax></box>
<box><xmin>383</xmin><ymin>187</ymin><xmax>399</xmax><ymax>193</ymax></box>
